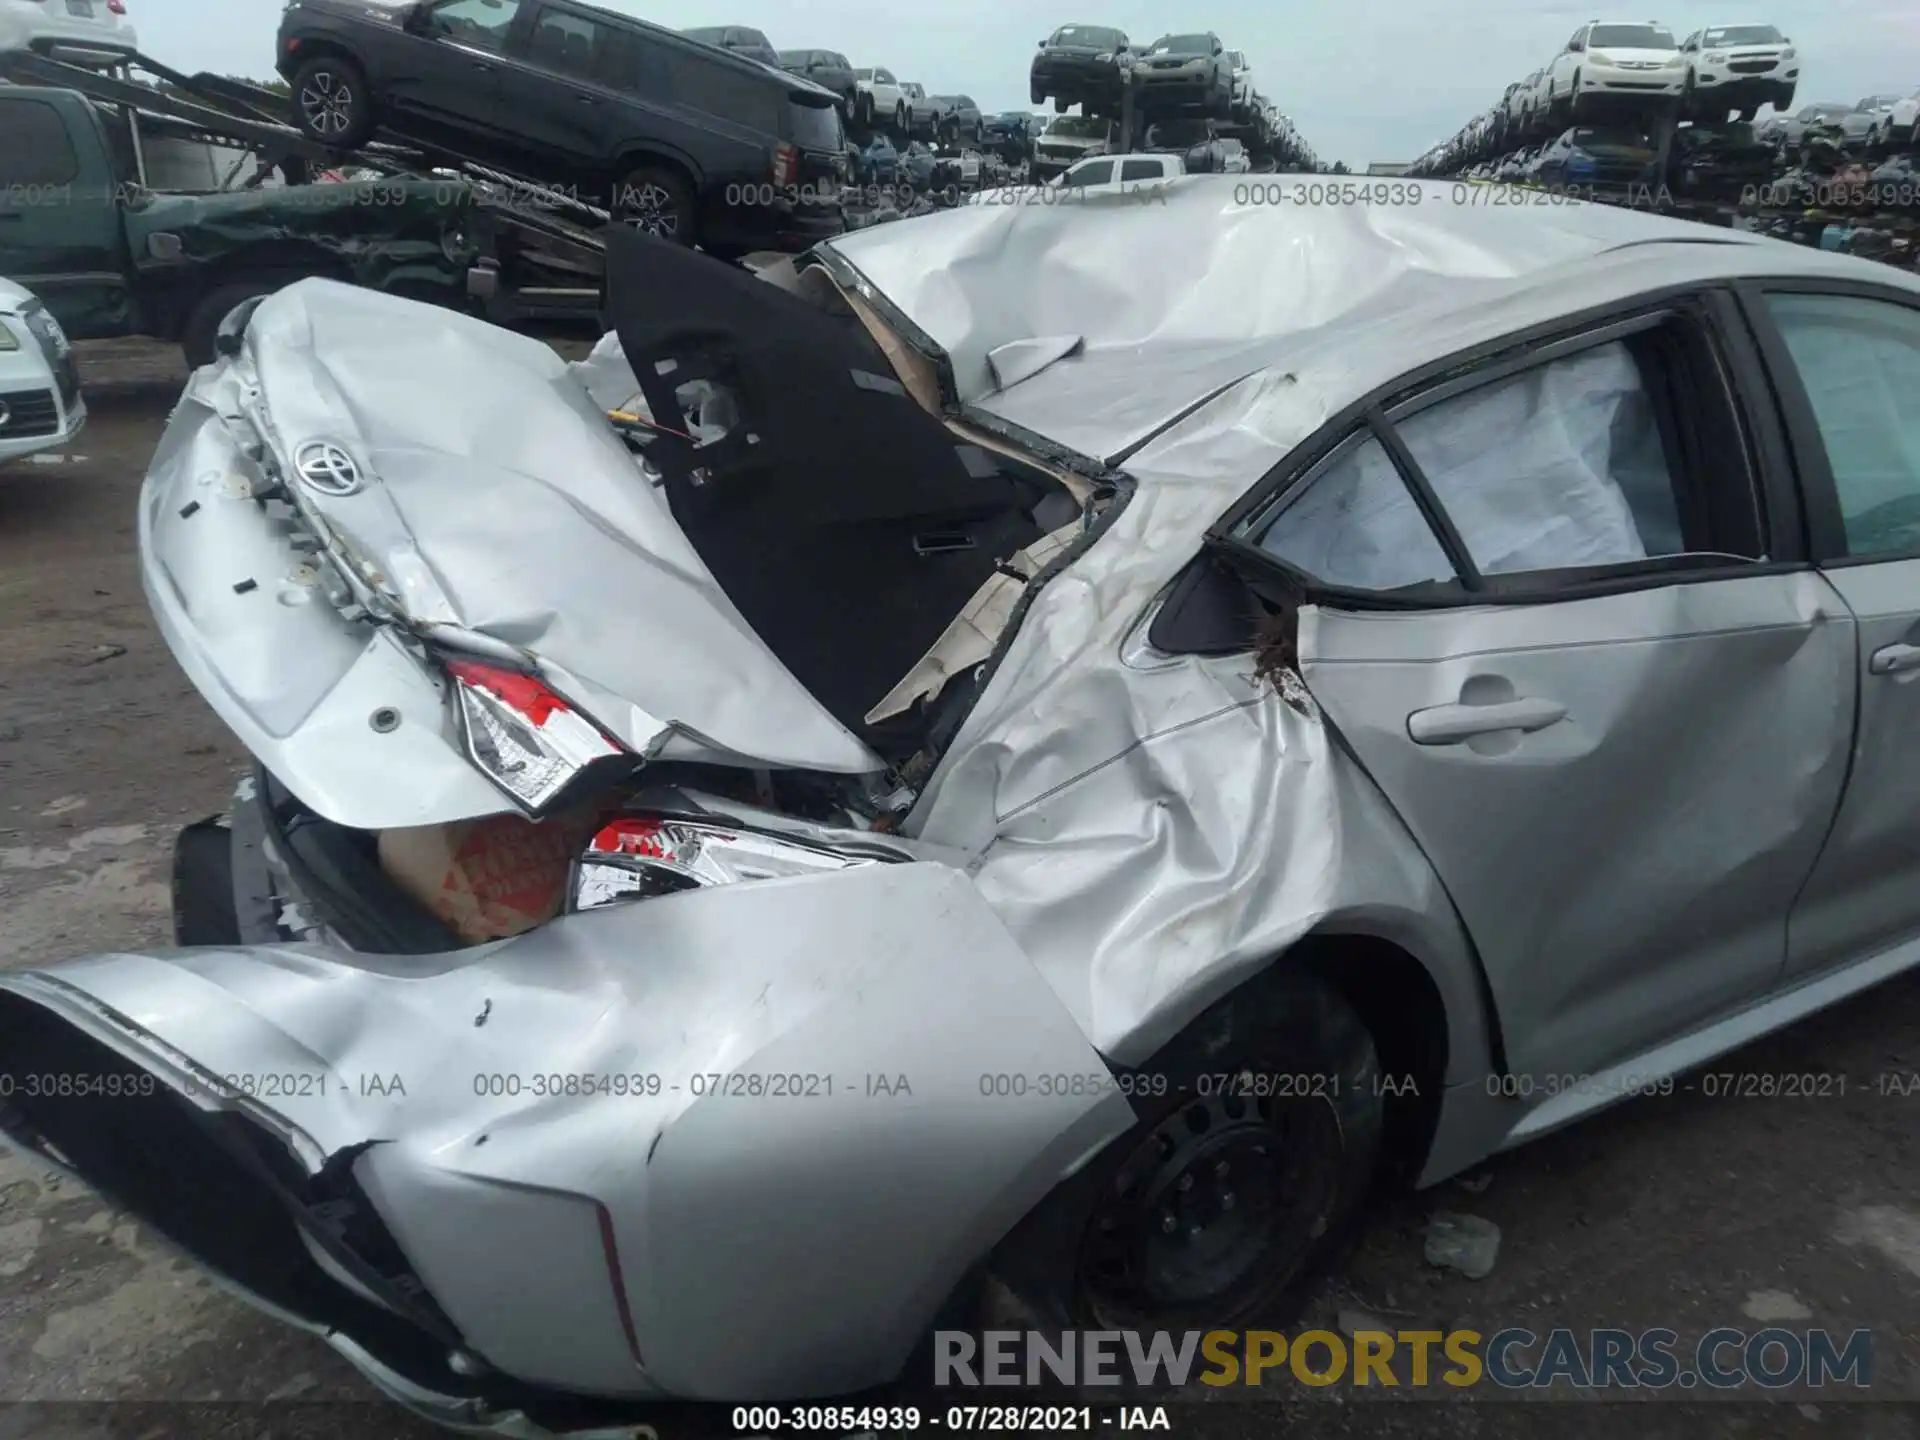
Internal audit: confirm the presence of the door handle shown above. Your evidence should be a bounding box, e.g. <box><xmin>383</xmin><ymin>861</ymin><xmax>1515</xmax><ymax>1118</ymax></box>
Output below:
<box><xmin>471</xmin><ymin>60</ymin><xmax>494</xmax><ymax>73</ymax></box>
<box><xmin>1869</xmin><ymin>642</ymin><xmax>1920</xmax><ymax>676</ymax></box>
<box><xmin>1408</xmin><ymin>696</ymin><xmax>1567</xmax><ymax>745</ymax></box>
<box><xmin>576</xmin><ymin>94</ymin><xmax>597</xmax><ymax>104</ymax></box>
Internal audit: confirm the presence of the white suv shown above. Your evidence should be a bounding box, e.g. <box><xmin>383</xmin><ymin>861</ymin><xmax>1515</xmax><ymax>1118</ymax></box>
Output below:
<box><xmin>1677</xmin><ymin>23</ymin><xmax>1798</xmax><ymax>120</ymax></box>
<box><xmin>1543</xmin><ymin>20</ymin><xmax>1685</xmax><ymax>122</ymax></box>
<box><xmin>852</xmin><ymin>67</ymin><xmax>904</xmax><ymax>130</ymax></box>
<box><xmin>0</xmin><ymin>0</ymin><xmax>137</xmax><ymax>63</ymax></box>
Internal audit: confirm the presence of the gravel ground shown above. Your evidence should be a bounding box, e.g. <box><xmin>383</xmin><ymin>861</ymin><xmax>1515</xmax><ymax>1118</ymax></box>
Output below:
<box><xmin>0</xmin><ymin>342</ymin><xmax>1915</xmax><ymax>1440</ymax></box>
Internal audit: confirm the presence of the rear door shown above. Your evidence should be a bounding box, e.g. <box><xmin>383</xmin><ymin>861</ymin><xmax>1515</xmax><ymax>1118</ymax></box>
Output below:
<box><xmin>1221</xmin><ymin>292</ymin><xmax>1855</xmax><ymax>1084</ymax></box>
<box><xmin>497</xmin><ymin>2</ymin><xmax>626</xmax><ymax>165</ymax></box>
<box><xmin>381</xmin><ymin>0</ymin><xmax>521</xmax><ymax>136</ymax></box>
<box><xmin>1739</xmin><ymin>281</ymin><xmax>1920</xmax><ymax>979</ymax></box>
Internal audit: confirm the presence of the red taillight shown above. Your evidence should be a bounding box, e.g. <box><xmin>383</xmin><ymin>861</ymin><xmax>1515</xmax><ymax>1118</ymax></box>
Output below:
<box><xmin>440</xmin><ymin>657</ymin><xmax>623</xmax><ymax>814</ymax></box>
<box><xmin>591</xmin><ymin>815</ymin><xmax>671</xmax><ymax>858</ymax></box>
<box><xmin>443</xmin><ymin>657</ymin><xmax>574</xmax><ymax>726</ymax></box>
<box><xmin>771</xmin><ymin>141</ymin><xmax>798</xmax><ymax>187</ymax></box>
<box><xmin>107</xmin><ymin>0</ymin><xmax>126</xmax><ymax>13</ymax></box>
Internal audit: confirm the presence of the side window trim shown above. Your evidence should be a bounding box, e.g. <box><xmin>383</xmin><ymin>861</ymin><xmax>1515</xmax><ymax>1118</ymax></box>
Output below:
<box><xmin>1730</xmin><ymin>277</ymin><xmax>1920</xmax><ymax>566</ymax></box>
<box><xmin>1364</xmin><ymin>407</ymin><xmax>1485</xmax><ymax>590</ymax></box>
<box><xmin>1213</xmin><ymin>286</ymin><xmax>1788</xmax><ymax>607</ymax></box>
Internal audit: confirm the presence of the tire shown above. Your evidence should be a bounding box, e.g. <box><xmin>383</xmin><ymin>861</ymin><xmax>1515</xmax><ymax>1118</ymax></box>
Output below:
<box><xmin>1737</xmin><ymin>104</ymin><xmax>1758</xmax><ymax>123</ymax></box>
<box><xmin>895</xmin><ymin>103</ymin><xmax>909</xmax><ymax>134</ymax></box>
<box><xmin>1053</xmin><ymin>95</ymin><xmax>1069</xmax><ymax>114</ymax></box>
<box><xmin>856</xmin><ymin>92</ymin><xmax>873</xmax><ymax>128</ymax></box>
<box><xmin>289</xmin><ymin>54</ymin><xmax>376</xmax><ymax>149</ymax></box>
<box><xmin>612</xmin><ymin>164</ymin><xmax>695</xmax><ymax>246</ymax></box>
<box><xmin>1030</xmin><ymin>82</ymin><xmax>1045</xmax><ymax>106</ymax></box>
<box><xmin>171</xmin><ymin>818</ymin><xmax>240</xmax><ymax>947</ymax></box>
<box><xmin>988</xmin><ymin>966</ymin><xmax>1384</xmax><ymax>1333</ymax></box>
<box><xmin>180</xmin><ymin>277</ymin><xmax>287</xmax><ymax>370</ymax></box>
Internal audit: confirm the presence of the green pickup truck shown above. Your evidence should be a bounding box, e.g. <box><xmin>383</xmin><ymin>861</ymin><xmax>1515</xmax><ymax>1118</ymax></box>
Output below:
<box><xmin>0</xmin><ymin>84</ymin><xmax>589</xmax><ymax>366</ymax></box>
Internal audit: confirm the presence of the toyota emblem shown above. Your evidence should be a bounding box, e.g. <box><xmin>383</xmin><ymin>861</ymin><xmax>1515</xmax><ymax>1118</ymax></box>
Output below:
<box><xmin>294</xmin><ymin>441</ymin><xmax>362</xmax><ymax>497</ymax></box>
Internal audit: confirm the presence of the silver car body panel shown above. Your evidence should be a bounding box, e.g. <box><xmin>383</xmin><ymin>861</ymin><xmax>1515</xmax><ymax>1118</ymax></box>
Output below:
<box><xmin>0</xmin><ymin>862</ymin><xmax>1133</xmax><ymax>1400</ymax></box>
<box><xmin>143</xmin><ymin>281</ymin><xmax>880</xmax><ymax>830</ymax></box>
<box><xmin>9</xmin><ymin>187</ymin><xmax>1920</xmax><ymax>1412</ymax></box>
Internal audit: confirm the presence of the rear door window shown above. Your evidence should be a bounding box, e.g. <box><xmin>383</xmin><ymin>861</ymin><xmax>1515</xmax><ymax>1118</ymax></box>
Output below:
<box><xmin>1061</xmin><ymin>159</ymin><xmax>1114</xmax><ymax>186</ymax></box>
<box><xmin>525</xmin><ymin>6</ymin><xmax>612</xmax><ymax>81</ymax></box>
<box><xmin>1119</xmin><ymin>159</ymin><xmax>1162</xmax><ymax>182</ymax></box>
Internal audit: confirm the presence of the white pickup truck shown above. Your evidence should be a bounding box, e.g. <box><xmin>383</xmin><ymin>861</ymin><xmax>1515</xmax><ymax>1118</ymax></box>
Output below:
<box><xmin>1053</xmin><ymin>151</ymin><xmax>1185</xmax><ymax>188</ymax></box>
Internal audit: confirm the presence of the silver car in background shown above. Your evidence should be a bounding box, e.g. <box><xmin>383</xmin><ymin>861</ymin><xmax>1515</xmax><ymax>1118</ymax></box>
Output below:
<box><xmin>5</xmin><ymin>183</ymin><xmax>1920</xmax><ymax>1435</ymax></box>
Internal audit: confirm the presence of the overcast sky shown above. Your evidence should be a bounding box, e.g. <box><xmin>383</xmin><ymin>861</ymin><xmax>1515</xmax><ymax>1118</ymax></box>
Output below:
<box><xmin>139</xmin><ymin>0</ymin><xmax>1919</xmax><ymax>167</ymax></box>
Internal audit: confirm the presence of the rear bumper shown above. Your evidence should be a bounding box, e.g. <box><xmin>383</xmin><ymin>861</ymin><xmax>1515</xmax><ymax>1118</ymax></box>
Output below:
<box><xmin>0</xmin><ymin>859</ymin><xmax>1133</xmax><ymax>1406</ymax></box>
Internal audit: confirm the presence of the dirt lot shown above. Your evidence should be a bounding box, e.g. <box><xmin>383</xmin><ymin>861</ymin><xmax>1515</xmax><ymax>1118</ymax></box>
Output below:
<box><xmin>0</xmin><ymin>344</ymin><xmax>1916</xmax><ymax>1440</ymax></box>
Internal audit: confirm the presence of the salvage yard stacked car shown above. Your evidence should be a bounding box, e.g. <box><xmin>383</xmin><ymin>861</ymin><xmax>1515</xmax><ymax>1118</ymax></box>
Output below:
<box><xmin>9</xmin><ymin>180</ymin><xmax>1920</xmax><ymax>1436</ymax></box>
<box><xmin>0</xmin><ymin>276</ymin><xmax>84</xmax><ymax>465</ymax></box>
<box><xmin>276</xmin><ymin>0</ymin><xmax>849</xmax><ymax>252</ymax></box>
<box><xmin>1677</xmin><ymin>22</ymin><xmax>1799</xmax><ymax>120</ymax></box>
<box><xmin>1030</xmin><ymin>22</ymin><xmax>1132</xmax><ymax>111</ymax></box>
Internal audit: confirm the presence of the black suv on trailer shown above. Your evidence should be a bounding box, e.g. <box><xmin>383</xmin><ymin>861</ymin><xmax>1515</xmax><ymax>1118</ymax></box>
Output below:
<box><xmin>277</xmin><ymin>0</ymin><xmax>847</xmax><ymax>252</ymax></box>
<box><xmin>1029</xmin><ymin>23</ymin><xmax>1131</xmax><ymax>111</ymax></box>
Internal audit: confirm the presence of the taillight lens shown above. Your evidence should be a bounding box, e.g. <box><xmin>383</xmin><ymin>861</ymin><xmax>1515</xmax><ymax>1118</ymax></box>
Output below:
<box><xmin>573</xmin><ymin>814</ymin><xmax>882</xmax><ymax>912</ymax></box>
<box><xmin>771</xmin><ymin>141</ymin><xmax>798</xmax><ymax>186</ymax></box>
<box><xmin>107</xmin><ymin>0</ymin><xmax>126</xmax><ymax>13</ymax></box>
<box><xmin>442</xmin><ymin>657</ymin><xmax>624</xmax><ymax>814</ymax></box>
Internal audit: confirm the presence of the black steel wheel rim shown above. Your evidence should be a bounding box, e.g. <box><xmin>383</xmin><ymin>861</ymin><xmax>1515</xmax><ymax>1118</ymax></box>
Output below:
<box><xmin>1077</xmin><ymin>1079</ymin><xmax>1342</xmax><ymax>1327</ymax></box>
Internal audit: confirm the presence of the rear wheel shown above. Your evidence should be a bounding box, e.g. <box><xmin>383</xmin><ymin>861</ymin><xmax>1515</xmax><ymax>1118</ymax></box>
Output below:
<box><xmin>1053</xmin><ymin>95</ymin><xmax>1069</xmax><ymax>114</ymax></box>
<box><xmin>855</xmin><ymin>91</ymin><xmax>874</xmax><ymax>127</ymax></box>
<box><xmin>290</xmin><ymin>54</ymin><xmax>376</xmax><ymax>149</ymax></box>
<box><xmin>181</xmin><ymin>277</ymin><xmax>287</xmax><ymax>370</ymax></box>
<box><xmin>613</xmin><ymin>165</ymin><xmax>695</xmax><ymax>246</ymax></box>
<box><xmin>992</xmin><ymin>967</ymin><xmax>1384</xmax><ymax>1332</ymax></box>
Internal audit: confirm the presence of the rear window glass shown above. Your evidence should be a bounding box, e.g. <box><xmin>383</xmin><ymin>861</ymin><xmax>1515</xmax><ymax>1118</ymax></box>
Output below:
<box><xmin>787</xmin><ymin>97</ymin><xmax>844</xmax><ymax>150</ymax></box>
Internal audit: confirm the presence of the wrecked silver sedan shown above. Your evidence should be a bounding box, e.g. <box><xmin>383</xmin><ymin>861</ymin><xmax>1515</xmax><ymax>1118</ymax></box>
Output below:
<box><xmin>6</xmin><ymin>180</ymin><xmax>1920</xmax><ymax>1431</ymax></box>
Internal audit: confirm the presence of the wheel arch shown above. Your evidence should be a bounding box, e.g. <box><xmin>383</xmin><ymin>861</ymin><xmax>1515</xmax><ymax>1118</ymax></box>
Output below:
<box><xmin>285</xmin><ymin>39</ymin><xmax>372</xmax><ymax>93</ymax></box>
